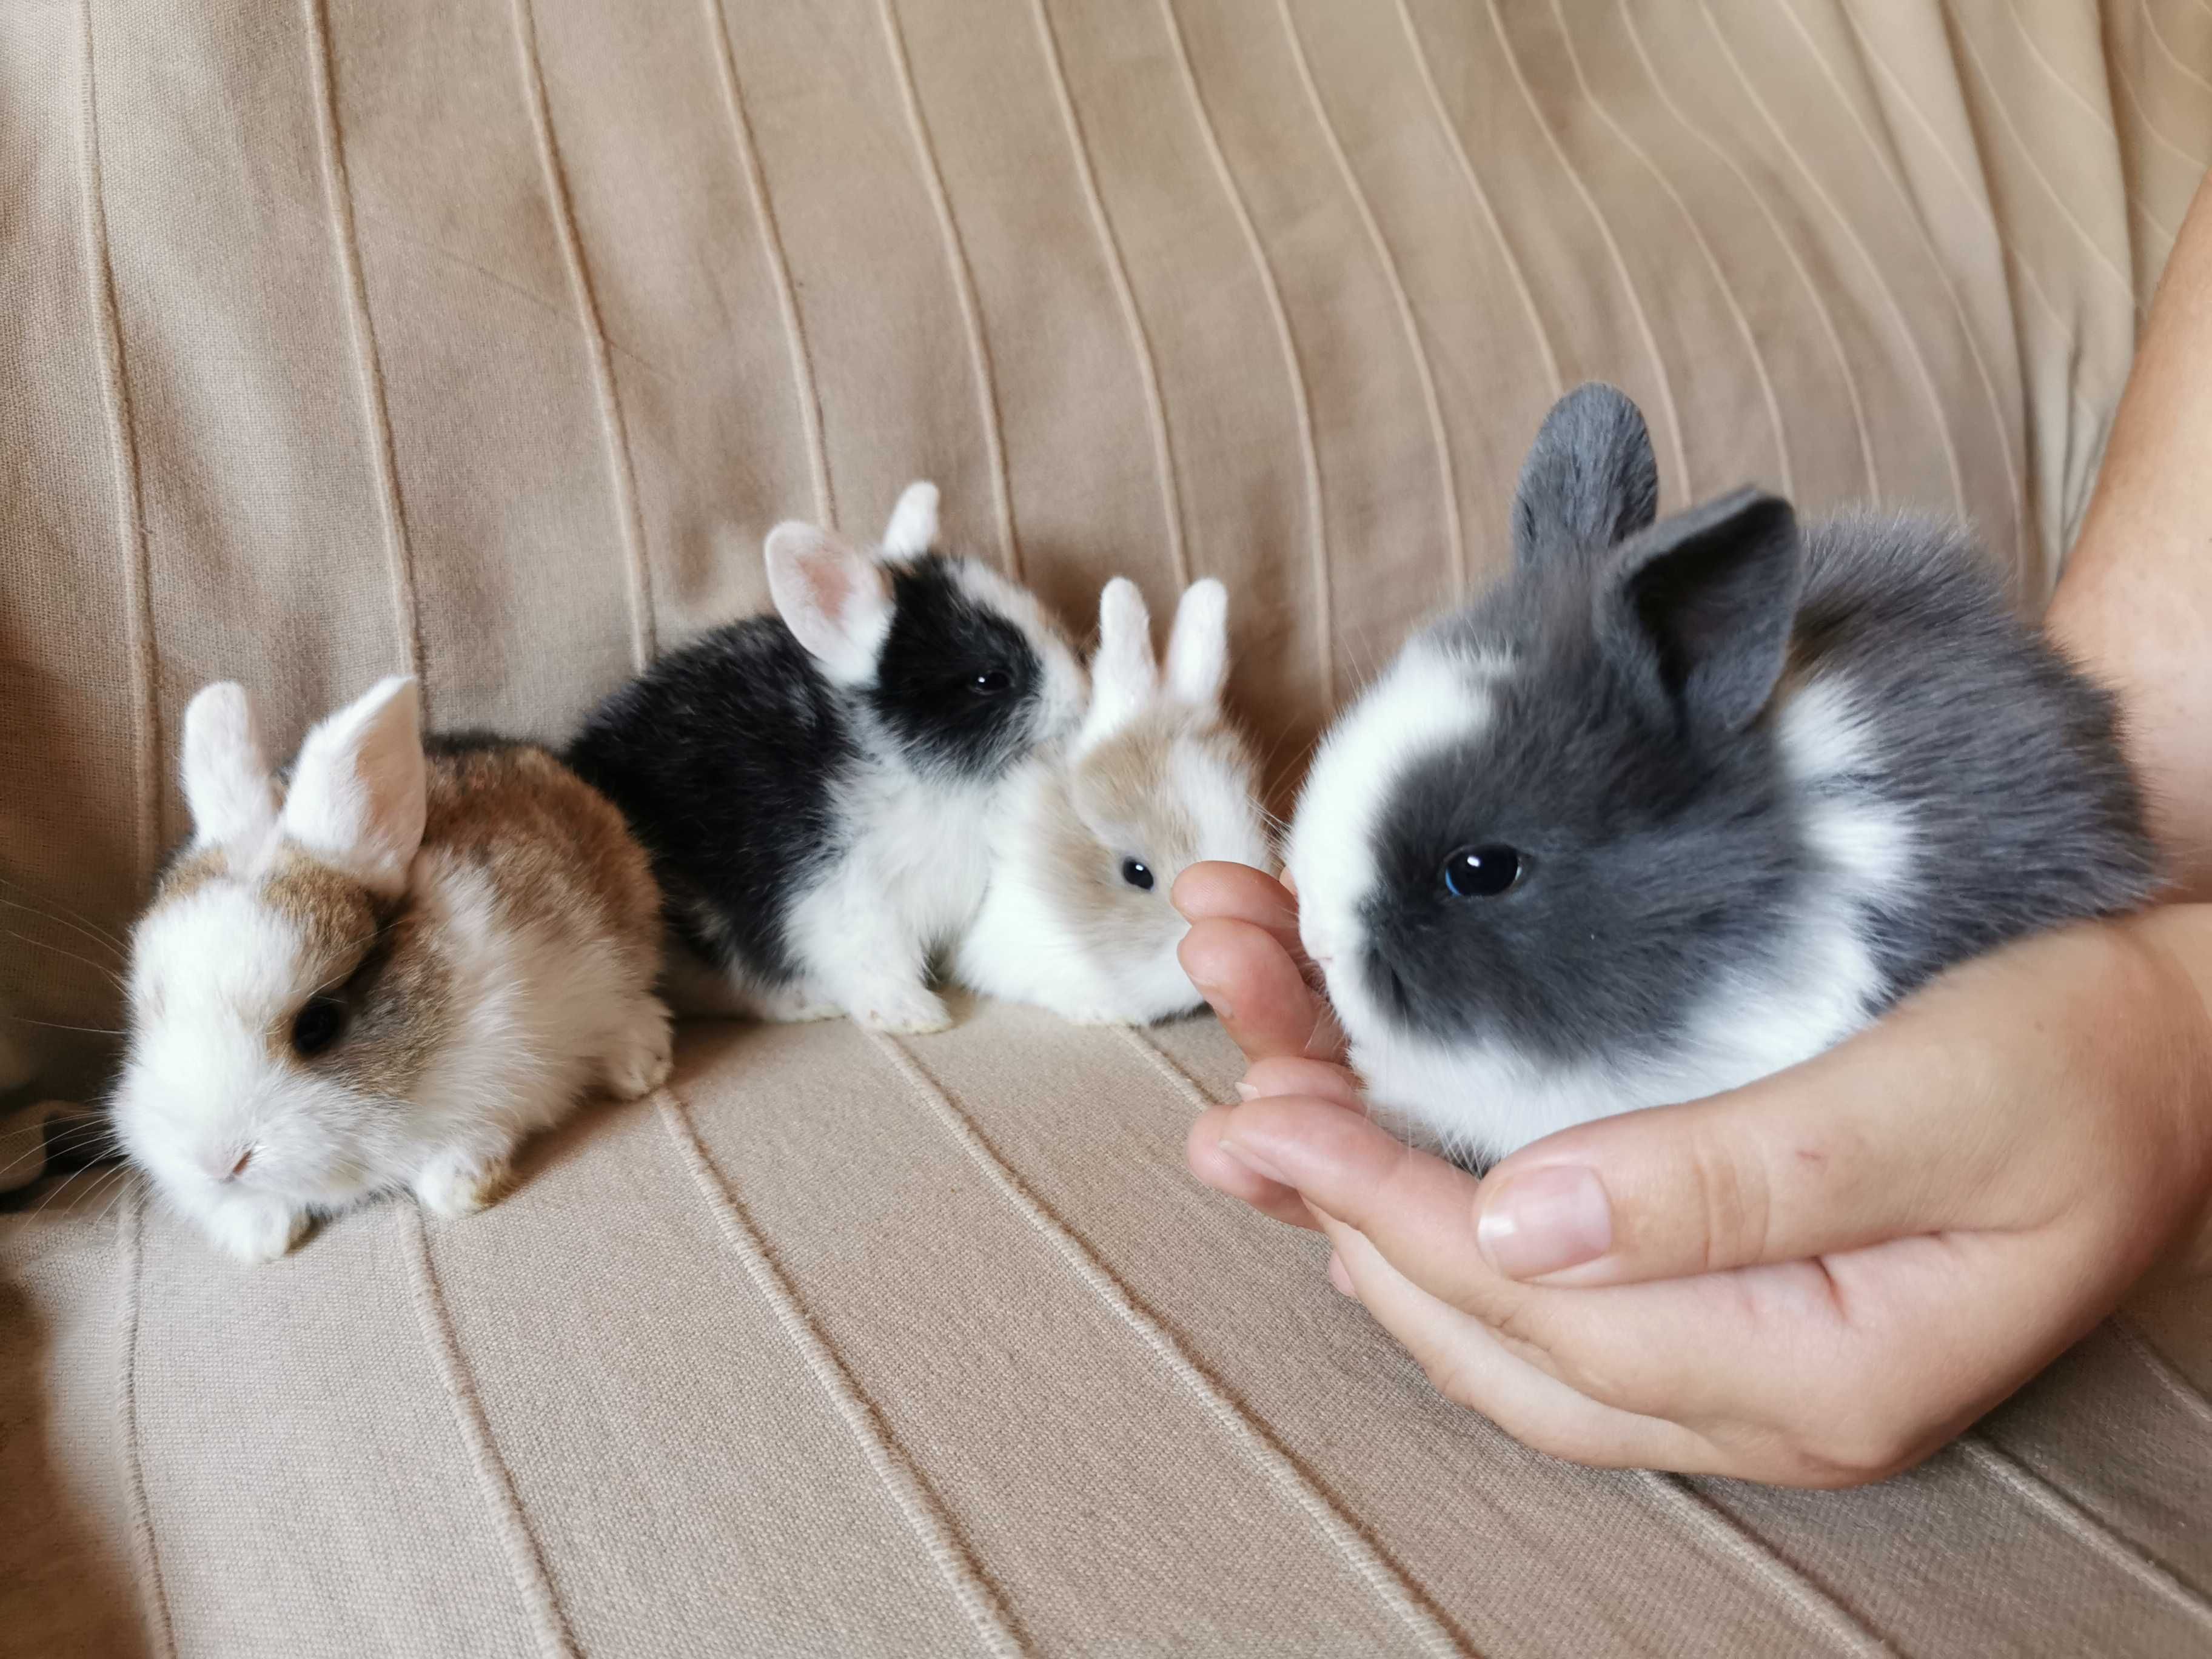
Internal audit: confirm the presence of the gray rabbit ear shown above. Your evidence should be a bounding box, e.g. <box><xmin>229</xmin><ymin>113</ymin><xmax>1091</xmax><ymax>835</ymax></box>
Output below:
<box><xmin>1512</xmin><ymin>383</ymin><xmax>1660</xmax><ymax>569</ymax></box>
<box><xmin>1597</xmin><ymin>487</ymin><xmax>1802</xmax><ymax>739</ymax></box>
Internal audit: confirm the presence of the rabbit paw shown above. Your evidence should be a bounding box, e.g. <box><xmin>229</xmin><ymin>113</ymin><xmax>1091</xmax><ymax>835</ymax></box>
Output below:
<box><xmin>602</xmin><ymin>1002</ymin><xmax>675</xmax><ymax>1099</ymax></box>
<box><xmin>853</xmin><ymin>987</ymin><xmax>953</xmax><ymax>1034</ymax></box>
<box><xmin>204</xmin><ymin>1199</ymin><xmax>309</xmax><ymax>1265</ymax></box>
<box><xmin>414</xmin><ymin>1150</ymin><xmax>515</xmax><ymax>1219</ymax></box>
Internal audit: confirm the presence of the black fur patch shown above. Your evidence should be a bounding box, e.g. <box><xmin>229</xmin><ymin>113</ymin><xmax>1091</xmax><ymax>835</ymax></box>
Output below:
<box><xmin>869</xmin><ymin>558</ymin><xmax>1045</xmax><ymax>779</ymax></box>
<box><xmin>568</xmin><ymin>617</ymin><xmax>857</xmax><ymax>985</ymax></box>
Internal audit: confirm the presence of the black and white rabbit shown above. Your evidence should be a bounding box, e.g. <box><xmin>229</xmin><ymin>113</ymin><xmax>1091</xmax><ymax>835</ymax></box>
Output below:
<box><xmin>570</xmin><ymin>484</ymin><xmax>1085</xmax><ymax>1033</ymax></box>
<box><xmin>1287</xmin><ymin>384</ymin><xmax>2158</xmax><ymax>1167</ymax></box>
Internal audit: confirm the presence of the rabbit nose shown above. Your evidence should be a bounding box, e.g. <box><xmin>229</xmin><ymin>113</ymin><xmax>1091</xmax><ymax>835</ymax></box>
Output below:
<box><xmin>205</xmin><ymin>1146</ymin><xmax>252</xmax><ymax>1183</ymax></box>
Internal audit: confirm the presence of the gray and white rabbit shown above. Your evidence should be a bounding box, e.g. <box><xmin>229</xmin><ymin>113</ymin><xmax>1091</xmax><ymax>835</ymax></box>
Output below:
<box><xmin>570</xmin><ymin>484</ymin><xmax>1086</xmax><ymax>1033</ymax></box>
<box><xmin>1287</xmin><ymin>384</ymin><xmax>2158</xmax><ymax>1167</ymax></box>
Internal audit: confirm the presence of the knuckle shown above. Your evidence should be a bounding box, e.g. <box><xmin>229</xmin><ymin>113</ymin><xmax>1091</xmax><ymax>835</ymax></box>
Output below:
<box><xmin>1683</xmin><ymin>1126</ymin><xmax>1774</xmax><ymax>1273</ymax></box>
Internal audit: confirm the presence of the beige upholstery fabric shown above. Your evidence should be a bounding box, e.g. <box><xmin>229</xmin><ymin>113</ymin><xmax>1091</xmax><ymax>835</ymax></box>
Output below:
<box><xmin>5</xmin><ymin>2</ymin><xmax>2212</xmax><ymax>1654</ymax></box>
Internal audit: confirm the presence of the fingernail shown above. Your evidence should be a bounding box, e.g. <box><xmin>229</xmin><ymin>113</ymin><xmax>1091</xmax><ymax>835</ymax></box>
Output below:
<box><xmin>1234</xmin><ymin>1081</ymin><xmax>1260</xmax><ymax>1101</ymax></box>
<box><xmin>1476</xmin><ymin>1165</ymin><xmax>1613</xmax><ymax>1280</ymax></box>
<box><xmin>1218</xmin><ymin>1139</ymin><xmax>1291</xmax><ymax>1187</ymax></box>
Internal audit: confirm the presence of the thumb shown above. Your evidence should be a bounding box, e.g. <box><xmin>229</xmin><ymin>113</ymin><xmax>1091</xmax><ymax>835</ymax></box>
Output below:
<box><xmin>1470</xmin><ymin>955</ymin><xmax>2062</xmax><ymax>1286</ymax></box>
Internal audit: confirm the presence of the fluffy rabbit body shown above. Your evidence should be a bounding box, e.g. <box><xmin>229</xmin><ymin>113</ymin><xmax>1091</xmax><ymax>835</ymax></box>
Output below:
<box><xmin>954</xmin><ymin>577</ymin><xmax>1270</xmax><ymax>1024</ymax></box>
<box><xmin>570</xmin><ymin>484</ymin><xmax>1085</xmax><ymax>1033</ymax></box>
<box><xmin>117</xmin><ymin>677</ymin><xmax>672</xmax><ymax>1262</ymax></box>
<box><xmin>1289</xmin><ymin>385</ymin><xmax>2157</xmax><ymax>1167</ymax></box>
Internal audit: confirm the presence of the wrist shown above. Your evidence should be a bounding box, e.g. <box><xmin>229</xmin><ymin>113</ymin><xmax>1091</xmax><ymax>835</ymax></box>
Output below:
<box><xmin>2124</xmin><ymin>903</ymin><xmax>2212</xmax><ymax>1275</ymax></box>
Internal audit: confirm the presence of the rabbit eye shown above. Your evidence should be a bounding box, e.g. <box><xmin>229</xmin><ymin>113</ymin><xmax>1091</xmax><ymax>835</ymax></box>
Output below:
<box><xmin>1121</xmin><ymin>857</ymin><xmax>1155</xmax><ymax>891</ymax></box>
<box><xmin>290</xmin><ymin>995</ymin><xmax>347</xmax><ymax>1059</ymax></box>
<box><xmin>969</xmin><ymin>667</ymin><xmax>1014</xmax><ymax>695</ymax></box>
<box><xmin>1441</xmin><ymin>843</ymin><xmax>1523</xmax><ymax>899</ymax></box>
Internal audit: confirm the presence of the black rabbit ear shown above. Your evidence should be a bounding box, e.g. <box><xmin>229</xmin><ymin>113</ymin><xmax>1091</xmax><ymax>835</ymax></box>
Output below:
<box><xmin>1511</xmin><ymin>383</ymin><xmax>1660</xmax><ymax>570</ymax></box>
<box><xmin>1597</xmin><ymin>487</ymin><xmax>1803</xmax><ymax>739</ymax></box>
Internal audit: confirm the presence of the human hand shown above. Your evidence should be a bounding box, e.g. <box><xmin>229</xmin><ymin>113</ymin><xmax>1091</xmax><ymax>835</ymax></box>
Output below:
<box><xmin>1175</xmin><ymin>862</ymin><xmax>2212</xmax><ymax>1485</ymax></box>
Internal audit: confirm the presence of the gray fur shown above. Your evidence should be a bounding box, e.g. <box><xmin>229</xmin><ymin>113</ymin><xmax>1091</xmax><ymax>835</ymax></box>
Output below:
<box><xmin>1361</xmin><ymin>384</ymin><xmax>2157</xmax><ymax>1079</ymax></box>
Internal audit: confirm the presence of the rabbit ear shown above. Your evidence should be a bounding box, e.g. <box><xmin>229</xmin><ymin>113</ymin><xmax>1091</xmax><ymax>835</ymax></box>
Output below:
<box><xmin>1164</xmin><ymin>578</ymin><xmax>1228</xmax><ymax>709</ymax></box>
<box><xmin>280</xmin><ymin>677</ymin><xmax>426</xmax><ymax>897</ymax></box>
<box><xmin>1597</xmin><ymin>488</ymin><xmax>1803</xmax><ymax>740</ymax></box>
<box><xmin>766</xmin><ymin>521</ymin><xmax>894</xmax><ymax>684</ymax></box>
<box><xmin>1082</xmin><ymin>578</ymin><xmax>1158</xmax><ymax>747</ymax></box>
<box><xmin>1512</xmin><ymin>382</ymin><xmax>1659</xmax><ymax>571</ymax></box>
<box><xmin>879</xmin><ymin>480</ymin><xmax>939</xmax><ymax>560</ymax></box>
<box><xmin>181</xmin><ymin>682</ymin><xmax>280</xmax><ymax>851</ymax></box>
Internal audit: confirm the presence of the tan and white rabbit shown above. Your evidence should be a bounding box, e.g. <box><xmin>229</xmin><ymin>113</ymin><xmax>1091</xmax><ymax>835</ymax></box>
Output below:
<box><xmin>953</xmin><ymin>577</ymin><xmax>1270</xmax><ymax>1024</ymax></box>
<box><xmin>115</xmin><ymin>677</ymin><xmax>672</xmax><ymax>1262</ymax></box>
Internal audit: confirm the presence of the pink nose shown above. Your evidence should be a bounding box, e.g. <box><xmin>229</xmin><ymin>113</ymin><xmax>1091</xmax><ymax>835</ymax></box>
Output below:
<box><xmin>204</xmin><ymin>1147</ymin><xmax>252</xmax><ymax>1184</ymax></box>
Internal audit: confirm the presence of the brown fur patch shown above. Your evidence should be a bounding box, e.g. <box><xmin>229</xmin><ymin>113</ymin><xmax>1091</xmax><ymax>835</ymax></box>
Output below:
<box><xmin>1042</xmin><ymin>706</ymin><xmax>1252</xmax><ymax>961</ymax></box>
<box><xmin>154</xmin><ymin>846</ymin><xmax>229</xmax><ymax>907</ymax></box>
<box><xmin>418</xmin><ymin>741</ymin><xmax>662</xmax><ymax>979</ymax></box>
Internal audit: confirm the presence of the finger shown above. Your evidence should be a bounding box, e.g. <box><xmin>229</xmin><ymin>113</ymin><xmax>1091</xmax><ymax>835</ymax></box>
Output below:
<box><xmin>1171</xmin><ymin>862</ymin><xmax>1304</xmax><ymax>960</ymax></box>
<box><xmin>1319</xmin><ymin>1217</ymin><xmax>1715</xmax><ymax>1472</ymax></box>
<box><xmin>1178</xmin><ymin>917</ymin><xmax>1346</xmax><ymax>1065</ymax></box>
<box><xmin>1473</xmin><ymin>920</ymin><xmax>2190</xmax><ymax>1287</ymax></box>
<box><xmin>1242</xmin><ymin>1056</ymin><xmax>1364</xmax><ymax>1112</ymax></box>
<box><xmin>1216</xmin><ymin>1095</ymin><xmax>1505</xmax><ymax>1307</ymax></box>
<box><xmin>1187</xmin><ymin>1103</ymin><xmax>1323</xmax><ymax>1230</ymax></box>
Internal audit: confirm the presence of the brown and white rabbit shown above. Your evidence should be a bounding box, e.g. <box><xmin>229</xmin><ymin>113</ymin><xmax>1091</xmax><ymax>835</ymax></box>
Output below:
<box><xmin>953</xmin><ymin>577</ymin><xmax>1270</xmax><ymax>1024</ymax></box>
<box><xmin>114</xmin><ymin>677</ymin><xmax>672</xmax><ymax>1262</ymax></box>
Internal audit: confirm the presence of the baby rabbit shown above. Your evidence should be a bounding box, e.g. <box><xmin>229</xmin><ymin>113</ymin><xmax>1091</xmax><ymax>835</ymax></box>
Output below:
<box><xmin>954</xmin><ymin>577</ymin><xmax>1270</xmax><ymax>1024</ymax></box>
<box><xmin>116</xmin><ymin>677</ymin><xmax>672</xmax><ymax>1262</ymax></box>
<box><xmin>1288</xmin><ymin>383</ymin><xmax>2157</xmax><ymax>1167</ymax></box>
<box><xmin>569</xmin><ymin>484</ymin><xmax>1085</xmax><ymax>1033</ymax></box>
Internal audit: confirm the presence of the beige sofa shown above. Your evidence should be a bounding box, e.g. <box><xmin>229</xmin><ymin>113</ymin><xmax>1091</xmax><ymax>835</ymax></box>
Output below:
<box><xmin>6</xmin><ymin>2</ymin><xmax>2212</xmax><ymax>1654</ymax></box>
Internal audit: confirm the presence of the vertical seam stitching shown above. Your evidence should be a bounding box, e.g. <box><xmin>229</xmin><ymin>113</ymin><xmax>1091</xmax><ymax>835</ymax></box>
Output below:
<box><xmin>1640</xmin><ymin>1473</ymin><xmax>1894</xmax><ymax>1657</ymax></box>
<box><xmin>78</xmin><ymin>0</ymin><xmax>160</xmax><ymax>878</ymax></box>
<box><xmin>304</xmin><ymin>0</ymin><xmax>424</xmax><ymax>697</ymax></box>
<box><xmin>868</xmin><ymin>1030</ymin><xmax>1469</xmax><ymax>1658</ymax></box>
<box><xmin>1618</xmin><ymin>0</ymin><xmax>1879</xmax><ymax>502</ymax></box>
<box><xmin>1484</xmin><ymin>0</ymin><xmax>1692</xmax><ymax>502</ymax></box>
<box><xmin>703</xmin><ymin>0</ymin><xmax>835</xmax><ymax>529</ymax></box>
<box><xmin>1158</xmin><ymin>0</ymin><xmax>1333</xmax><ymax>706</ymax></box>
<box><xmin>1835</xmin><ymin>1</ymin><xmax>2105</xmax><ymax>451</ymax></box>
<box><xmin>1547</xmin><ymin>0</ymin><xmax>1794</xmax><ymax>499</ymax></box>
<box><xmin>2113</xmin><ymin>1315</ymin><xmax>2212</xmax><ymax>1429</ymax></box>
<box><xmin>401</xmin><ymin>1207</ymin><xmax>580</xmax><ymax>1659</ymax></box>
<box><xmin>116</xmin><ymin>1184</ymin><xmax>176</xmax><ymax>1659</ymax></box>
<box><xmin>1031</xmin><ymin>0</ymin><xmax>1189</xmax><ymax>586</ymax></box>
<box><xmin>1114</xmin><ymin>1025</ymin><xmax>1218</xmax><ymax>1113</ymax></box>
<box><xmin>1956</xmin><ymin>1433</ymin><xmax>2212</xmax><ymax>1626</ymax></box>
<box><xmin>509</xmin><ymin>0</ymin><xmax>657</xmax><ymax>669</ymax></box>
<box><xmin>656</xmin><ymin>1088</ymin><xmax>1028</xmax><ymax>1657</ymax></box>
<box><xmin>1396</xmin><ymin>0</ymin><xmax>1564</xmax><ymax>400</ymax></box>
<box><xmin>1279</xmin><ymin>0</ymin><xmax>1465</xmax><ymax>598</ymax></box>
<box><xmin>879</xmin><ymin>0</ymin><xmax>1020</xmax><ymax>579</ymax></box>
<box><xmin>1693</xmin><ymin>0</ymin><xmax>1970</xmax><ymax>526</ymax></box>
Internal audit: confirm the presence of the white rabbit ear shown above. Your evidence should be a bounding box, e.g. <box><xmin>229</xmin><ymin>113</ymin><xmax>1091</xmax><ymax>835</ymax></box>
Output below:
<box><xmin>765</xmin><ymin>521</ymin><xmax>894</xmax><ymax>685</ymax></box>
<box><xmin>879</xmin><ymin>480</ymin><xmax>939</xmax><ymax>560</ymax></box>
<box><xmin>280</xmin><ymin>676</ymin><xmax>426</xmax><ymax>897</ymax></box>
<box><xmin>181</xmin><ymin>682</ymin><xmax>280</xmax><ymax>851</ymax></box>
<box><xmin>1164</xmin><ymin>578</ymin><xmax>1228</xmax><ymax>709</ymax></box>
<box><xmin>1081</xmin><ymin>578</ymin><xmax>1158</xmax><ymax>748</ymax></box>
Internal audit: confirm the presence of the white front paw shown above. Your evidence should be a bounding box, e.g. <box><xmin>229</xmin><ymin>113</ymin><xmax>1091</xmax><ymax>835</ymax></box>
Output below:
<box><xmin>602</xmin><ymin>1001</ymin><xmax>675</xmax><ymax>1099</ymax></box>
<box><xmin>413</xmin><ymin>1150</ymin><xmax>514</xmax><ymax>1219</ymax></box>
<box><xmin>853</xmin><ymin>987</ymin><xmax>953</xmax><ymax>1034</ymax></box>
<box><xmin>204</xmin><ymin>1199</ymin><xmax>309</xmax><ymax>1264</ymax></box>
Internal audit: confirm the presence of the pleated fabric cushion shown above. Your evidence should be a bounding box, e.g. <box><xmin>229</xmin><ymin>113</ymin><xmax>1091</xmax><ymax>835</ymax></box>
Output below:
<box><xmin>4</xmin><ymin>3</ymin><xmax>2211</xmax><ymax>1654</ymax></box>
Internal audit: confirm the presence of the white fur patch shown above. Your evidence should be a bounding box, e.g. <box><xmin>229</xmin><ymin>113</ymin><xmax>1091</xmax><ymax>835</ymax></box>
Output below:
<box><xmin>1318</xmin><ymin>669</ymin><xmax>1920</xmax><ymax>1165</ymax></box>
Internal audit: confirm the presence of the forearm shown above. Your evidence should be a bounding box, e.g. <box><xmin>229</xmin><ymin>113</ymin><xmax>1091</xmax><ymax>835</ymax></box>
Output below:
<box><xmin>2048</xmin><ymin>174</ymin><xmax>2212</xmax><ymax>900</ymax></box>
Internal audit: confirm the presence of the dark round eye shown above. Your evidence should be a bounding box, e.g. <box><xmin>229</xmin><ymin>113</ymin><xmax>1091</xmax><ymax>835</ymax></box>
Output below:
<box><xmin>1441</xmin><ymin>843</ymin><xmax>1523</xmax><ymax>899</ymax></box>
<box><xmin>969</xmin><ymin>668</ymin><xmax>1014</xmax><ymax>695</ymax></box>
<box><xmin>1121</xmin><ymin>857</ymin><xmax>1155</xmax><ymax>891</ymax></box>
<box><xmin>290</xmin><ymin>995</ymin><xmax>347</xmax><ymax>1059</ymax></box>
